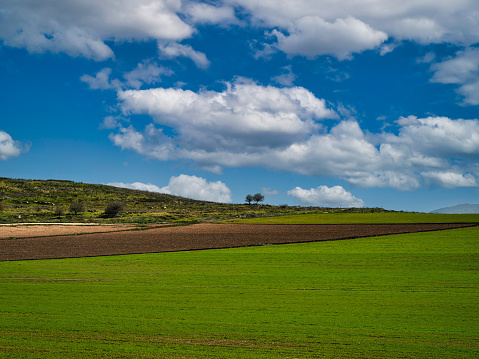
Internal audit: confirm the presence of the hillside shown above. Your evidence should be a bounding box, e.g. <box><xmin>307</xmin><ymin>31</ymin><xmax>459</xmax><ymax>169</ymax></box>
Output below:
<box><xmin>0</xmin><ymin>178</ymin><xmax>388</xmax><ymax>224</ymax></box>
<box><xmin>430</xmin><ymin>204</ymin><xmax>479</xmax><ymax>214</ymax></box>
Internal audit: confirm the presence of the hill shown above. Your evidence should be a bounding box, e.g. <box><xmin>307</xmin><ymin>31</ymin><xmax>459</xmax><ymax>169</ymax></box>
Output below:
<box><xmin>0</xmin><ymin>177</ymin><xmax>388</xmax><ymax>224</ymax></box>
<box><xmin>430</xmin><ymin>204</ymin><xmax>479</xmax><ymax>214</ymax></box>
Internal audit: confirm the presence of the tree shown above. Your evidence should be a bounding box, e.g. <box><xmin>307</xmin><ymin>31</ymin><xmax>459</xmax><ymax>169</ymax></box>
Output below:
<box><xmin>104</xmin><ymin>201</ymin><xmax>125</xmax><ymax>217</ymax></box>
<box><xmin>69</xmin><ymin>202</ymin><xmax>85</xmax><ymax>214</ymax></box>
<box><xmin>245</xmin><ymin>194</ymin><xmax>253</xmax><ymax>204</ymax></box>
<box><xmin>54</xmin><ymin>206</ymin><xmax>65</xmax><ymax>217</ymax></box>
<box><xmin>253</xmin><ymin>193</ymin><xmax>264</xmax><ymax>204</ymax></box>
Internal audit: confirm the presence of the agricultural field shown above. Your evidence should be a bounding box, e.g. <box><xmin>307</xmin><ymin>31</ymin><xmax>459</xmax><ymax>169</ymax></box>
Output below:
<box><xmin>0</xmin><ymin>220</ymin><xmax>477</xmax><ymax>358</ymax></box>
<box><xmin>225</xmin><ymin>212</ymin><xmax>479</xmax><ymax>224</ymax></box>
<box><xmin>0</xmin><ymin>179</ymin><xmax>477</xmax><ymax>357</ymax></box>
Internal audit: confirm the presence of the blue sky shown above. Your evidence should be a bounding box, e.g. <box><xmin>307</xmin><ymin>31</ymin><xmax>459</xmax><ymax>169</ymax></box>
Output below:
<box><xmin>1</xmin><ymin>0</ymin><xmax>478</xmax><ymax>212</ymax></box>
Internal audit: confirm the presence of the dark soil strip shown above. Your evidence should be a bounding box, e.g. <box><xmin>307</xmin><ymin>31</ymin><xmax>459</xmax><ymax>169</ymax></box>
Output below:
<box><xmin>0</xmin><ymin>223</ymin><xmax>477</xmax><ymax>261</ymax></box>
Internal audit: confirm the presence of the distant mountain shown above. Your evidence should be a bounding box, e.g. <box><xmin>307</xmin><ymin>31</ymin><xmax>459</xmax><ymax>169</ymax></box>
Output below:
<box><xmin>430</xmin><ymin>204</ymin><xmax>479</xmax><ymax>214</ymax></box>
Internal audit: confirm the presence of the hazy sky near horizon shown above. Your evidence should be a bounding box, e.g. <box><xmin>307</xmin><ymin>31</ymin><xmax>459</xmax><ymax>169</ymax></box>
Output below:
<box><xmin>1</xmin><ymin>0</ymin><xmax>478</xmax><ymax>211</ymax></box>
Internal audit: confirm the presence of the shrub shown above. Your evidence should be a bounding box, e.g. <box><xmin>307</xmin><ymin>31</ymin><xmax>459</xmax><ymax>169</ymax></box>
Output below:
<box><xmin>54</xmin><ymin>206</ymin><xmax>65</xmax><ymax>217</ymax></box>
<box><xmin>70</xmin><ymin>202</ymin><xmax>86</xmax><ymax>214</ymax></box>
<box><xmin>0</xmin><ymin>202</ymin><xmax>4</xmax><ymax>211</ymax></box>
<box><xmin>104</xmin><ymin>202</ymin><xmax>125</xmax><ymax>217</ymax></box>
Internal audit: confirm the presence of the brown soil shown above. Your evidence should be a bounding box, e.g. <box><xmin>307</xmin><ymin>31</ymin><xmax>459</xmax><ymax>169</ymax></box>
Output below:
<box><xmin>0</xmin><ymin>223</ymin><xmax>137</xmax><ymax>239</ymax></box>
<box><xmin>1</xmin><ymin>222</ymin><xmax>477</xmax><ymax>262</ymax></box>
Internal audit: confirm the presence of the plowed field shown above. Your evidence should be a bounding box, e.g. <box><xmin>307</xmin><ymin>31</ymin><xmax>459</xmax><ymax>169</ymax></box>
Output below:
<box><xmin>1</xmin><ymin>222</ymin><xmax>477</xmax><ymax>261</ymax></box>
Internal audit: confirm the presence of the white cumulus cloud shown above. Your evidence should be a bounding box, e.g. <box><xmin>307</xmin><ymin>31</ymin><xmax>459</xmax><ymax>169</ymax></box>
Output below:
<box><xmin>288</xmin><ymin>185</ymin><xmax>364</xmax><ymax>208</ymax></box>
<box><xmin>431</xmin><ymin>48</ymin><xmax>479</xmax><ymax>105</ymax></box>
<box><xmin>272</xmin><ymin>16</ymin><xmax>388</xmax><ymax>60</ymax></box>
<box><xmin>123</xmin><ymin>61</ymin><xmax>173</xmax><ymax>89</ymax></box>
<box><xmin>158</xmin><ymin>42</ymin><xmax>210</xmax><ymax>69</ymax></box>
<box><xmin>421</xmin><ymin>171</ymin><xmax>477</xmax><ymax>188</ymax></box>
<box><xmin>272</xmin><ymin>65</ymin><xmax>297</xmax><ymax>86</ymax></box>
<box><xmin>183</xmin><ymin>2</ymin><xmax>237</xmax><ymax>25</ymax></box>
<box><xmin>0</xmin><ymin>0</ymin><xmax>193</xmax><ymax>60</ymax></box>
<box><xmin>82</xmin><ymin>61</ymin><xmax>173</xmax><ymax>91</ymax></box>
<box><xmin>160</xmin><ymin>174</ymin><xmax>232</xmax><ymax>203</ymax></box>
<box><xmin>108</xmin><ymin>124</ymin><xmax>175</xmax><ymax>161</ymax></box>
<box><xmin>2</xmin><ymin>0</ymin><xmax>478</xmax><ymax>63</ymax></box>
<box><xmin>108</xmin><ymin>98</ymin><xmax>479</xmax><ymax>190</ymax></box>
<box><xmin>108</xmin><ymin>175</ymin><xmax>232</xmax><ymax>203</ymax></box>
<box><xmin>108</xmin><ymin>182</ymin><xmax>163</xmax><ymax>193</ymax></box>
<box><xmin>386</xmin><ymin>116</ymin><xmax>479</xmax><ymax>158</ymax></box>
<box><xmin>0</xmin><ymin>131</ymin><xmax>28</xmax><ymax>160</ymax></box>
<box><xmin>228</xmin><ymin>0</ymin><xmax>479</xmax><ymax>58</ymax></box>
<box><xmin>80</xmin><ymin>68</ymin><xmax>122</xmax><ymax>90</ymax></box>
<box><xmin>117</xmin><ymin>79</ymin><xmax>337</xmax><ymax>157</ymax></box>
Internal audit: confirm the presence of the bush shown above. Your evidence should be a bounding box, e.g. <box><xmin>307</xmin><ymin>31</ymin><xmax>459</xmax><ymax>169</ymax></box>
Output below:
<box><xmin>0</xmin><ymin>202</ymin><xmax>4</xmax><ymax>211</ymax></box>
<box><xmin>104</xmin><ymin>202</ymin><xmax>125</xmax><ymax>217</ymax></box>
<box><xmin>70</xmin><ymin>202</ymin><xmax>86</xmax><ymax>214</ymax></box>
<box><xmin>54</xmin><ymin>206</ymin><xmax>65</xmax><ymax>217</ymax></box>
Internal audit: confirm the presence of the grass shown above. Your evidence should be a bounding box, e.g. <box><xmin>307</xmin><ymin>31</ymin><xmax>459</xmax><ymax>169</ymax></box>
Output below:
<box><xmin>0</xmin><ymin>226</ymin><xmax>477</xmax><ymax>358</ymax></box>
<box><xmin>224</xmin><ymin>212</ymin><xmax>479</xmax><ymax>224</ymax></box>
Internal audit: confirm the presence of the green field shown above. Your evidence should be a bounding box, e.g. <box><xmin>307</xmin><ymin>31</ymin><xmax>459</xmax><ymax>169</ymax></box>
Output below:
<box><xmin>0</xmin><ymin>225</ymin><xmax>478</xmax><ymax>358</ymax></box>
<box><xmin>225</xmin><ymin>212</ymin><xmax>479</xmax><ymax>224</ymax></box>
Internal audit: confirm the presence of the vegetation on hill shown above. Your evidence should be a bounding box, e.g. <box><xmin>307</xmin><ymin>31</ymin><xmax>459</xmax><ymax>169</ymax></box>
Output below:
<box><xmin>0</xmin><ymin>177</ymin><xmax>391</xmax><ymax>224</ymax></box>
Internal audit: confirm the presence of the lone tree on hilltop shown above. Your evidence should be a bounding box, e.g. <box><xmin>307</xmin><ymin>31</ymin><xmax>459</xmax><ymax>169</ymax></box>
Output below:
<box><xmin>245</xmin><ymin>194</ymin><xmax>253</xmax><ymax>204</ymax></box>
<box><xmin>253</xmin><ymin>193</ymin><xmax>264</xmax><ymax>204</ymax></box>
